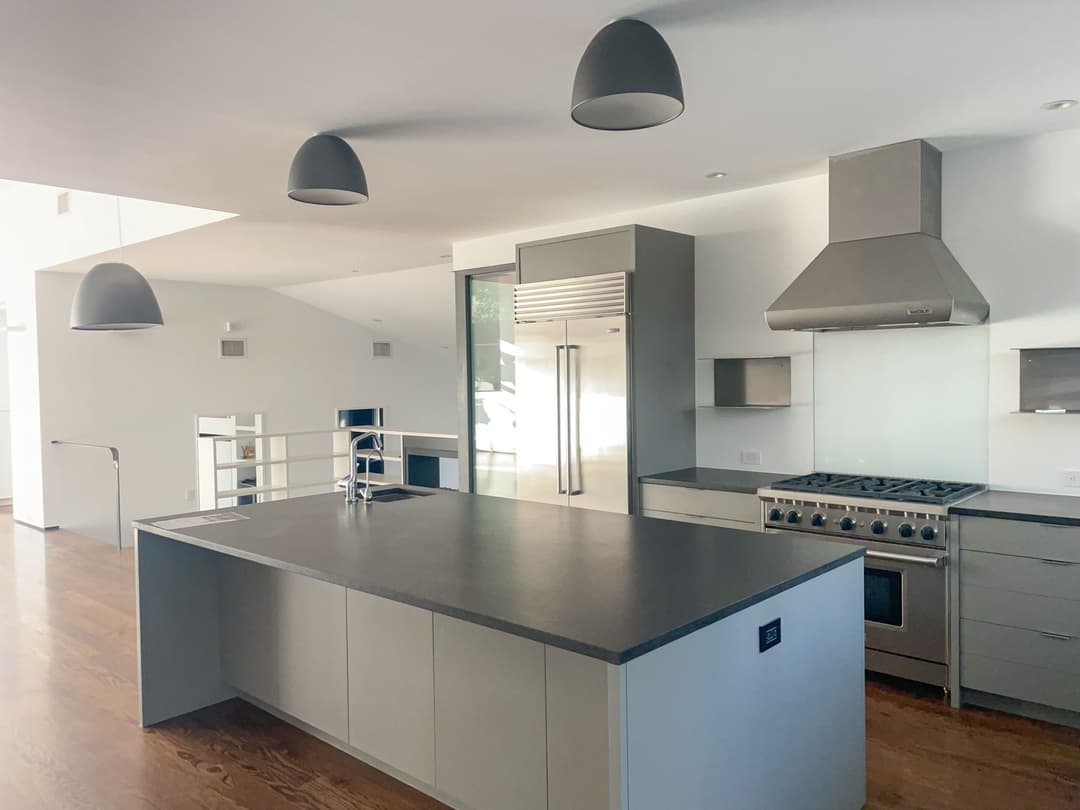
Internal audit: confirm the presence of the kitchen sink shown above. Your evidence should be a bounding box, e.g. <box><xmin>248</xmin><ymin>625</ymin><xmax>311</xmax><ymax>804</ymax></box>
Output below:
<box><xmin>369</xmin><ymin>487</ymin><xmax>435</xmax><ymax>503</ymax></box>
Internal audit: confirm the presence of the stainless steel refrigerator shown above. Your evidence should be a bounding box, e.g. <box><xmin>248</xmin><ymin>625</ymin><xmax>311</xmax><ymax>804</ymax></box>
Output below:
<box><xmin>513</xmin><ymin>273</ymin><xmax>630</xmax><ymax>513</ymax></box>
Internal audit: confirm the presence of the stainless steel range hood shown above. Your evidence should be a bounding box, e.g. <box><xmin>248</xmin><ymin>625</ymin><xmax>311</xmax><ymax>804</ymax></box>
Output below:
<box><xmin>766</xmin><ymin>139</ymin><xmax>988</xmax><ymax>331</ymax></box>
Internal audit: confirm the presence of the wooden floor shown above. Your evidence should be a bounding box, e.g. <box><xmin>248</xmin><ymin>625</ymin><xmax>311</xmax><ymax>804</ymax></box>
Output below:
<box><xmin>0</xmin><ymin>512</ymin><xmax>1077</xmax><ymax>809</ymax></box>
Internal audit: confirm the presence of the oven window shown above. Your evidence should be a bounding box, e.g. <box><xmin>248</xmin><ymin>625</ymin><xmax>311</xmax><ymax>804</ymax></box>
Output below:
<box><xmin>865</xmin><ymin>568</ymin><xmax>903</xmax><ymax>627</ymax></box>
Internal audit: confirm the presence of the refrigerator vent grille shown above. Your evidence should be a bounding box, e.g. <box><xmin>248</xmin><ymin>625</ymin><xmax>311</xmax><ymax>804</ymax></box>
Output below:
<box><xmin>513</xmin><ymin>272</ymin><xmax>628</xmax><ymax>323</ymax></box>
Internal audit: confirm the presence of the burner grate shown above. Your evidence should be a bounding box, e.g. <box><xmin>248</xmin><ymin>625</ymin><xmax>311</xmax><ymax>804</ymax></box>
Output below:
<box><xmin>770</xmin><ymin>473</ymin><xmax>983</xmax><ymax>505</ymax></box>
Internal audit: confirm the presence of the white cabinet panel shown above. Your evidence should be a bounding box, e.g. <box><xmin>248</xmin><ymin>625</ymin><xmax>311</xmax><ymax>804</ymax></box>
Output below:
<box><xmin>433</xmin><ymin>615</ymin><xmax>547</xmax><ymax>810</ymax></box>
<box><xmin>219</xmin><ymin>556</ymin><xmax>278</xmax><ymax>706</ymax></box>
<box><xmin>347</xmin><ymin>589</ymin><xmax>435</xmax><ymax>784</ymax></box>
<box><xmin>219</xmin><ymin>559</ymin><xmax>347</xmax><ymax>742</ymax></box>
<box><xmin>546</xmin><ymin>647</ymin><xmax>626</xmax><ymax>810</ymax></box>
<box><xmin>277</xmin><ymin>571</ymin><xmax>348</xmax><ymax>741</ymax></box>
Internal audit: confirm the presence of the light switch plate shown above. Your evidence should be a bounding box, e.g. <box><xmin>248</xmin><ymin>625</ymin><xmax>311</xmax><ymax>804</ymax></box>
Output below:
<box><xmin>1062</xmin><ymin>470</ymin><xmax>1080</xmax><ymax>488</ymax></box>
<box><xmin>740</xmin><ymin>449</ymin><xmax>763</xmax><ymax>466</ymax></box>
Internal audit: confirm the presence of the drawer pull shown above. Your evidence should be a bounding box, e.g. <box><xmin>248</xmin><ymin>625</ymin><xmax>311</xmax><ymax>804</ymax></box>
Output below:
<box><xmin>1040</xmin><ymin>558</ymin><xmax>1078</xmax><ymax>566</ymax></box>
<box><xmin>1039</xmin><ymin>631</ymin><xmax>1075</xmax><ymax>641</ymax></box>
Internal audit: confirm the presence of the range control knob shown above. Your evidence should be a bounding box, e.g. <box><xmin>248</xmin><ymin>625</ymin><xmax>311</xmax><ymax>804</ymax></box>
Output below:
<box><xmin>839</xmin><ymin>516</ymin><xmax>856</xmax><ymax>531</ymax></box>
<box><xmin>898</xmin><ymin>523</ymin><xmax>914</xmax><ymax>539</ymax></box>
<box><xmin>786</xmin><ymin>509</ymin><xmax>802</xmax><ymax>524</ymax></box>
<box><xmin>768</xmin><ymin>507</ymin><xmax>783</xmax><ymax>522</ymax></box>
<box><xmin>870</xmin><ymin>519</ymin><xmax>887</xmax><ymax>535</ymax></box>
<box><xmin>810</xmin><ymin>512</ymin><xmax>827</xmax><ymax>527</ymax></box>
<box><xmin>921</xmin><ymin>525</ymin><xmax>938</xmax><ymax>541</ymax></box>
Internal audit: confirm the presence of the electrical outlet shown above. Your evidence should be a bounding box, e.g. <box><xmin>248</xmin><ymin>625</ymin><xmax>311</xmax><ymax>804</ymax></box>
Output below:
<box><xmin>740</xmin><ymin>449</ymin><xmax>763</xmax><ymax>466</ymax></box>
<box><xmin>184</xmin><ymin>488</ymin><xmax>197</xmax><ymax>502</ymax></box>
<box><xmin>1063</xmin><ymin>470</ymin><xmax>1080</xmax><ymax>488</ymax></box>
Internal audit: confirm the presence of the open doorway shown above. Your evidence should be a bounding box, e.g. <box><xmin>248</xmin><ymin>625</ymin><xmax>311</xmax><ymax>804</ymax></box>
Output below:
<box><xmin>196</xmin><ymin>413</ymin><xmax>264</xmax><ymax>510</ymax></box>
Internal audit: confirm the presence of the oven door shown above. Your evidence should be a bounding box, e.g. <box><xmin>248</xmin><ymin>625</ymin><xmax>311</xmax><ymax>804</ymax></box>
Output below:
<box><xmin>860</xmin><ymin>539</ymin><xmax>948</xmax><ymax>666</ymax></box>
<box><xmin>766</xmin><ymin>531</ymin><xmax>948</xmax><ymax>666</ymax></box>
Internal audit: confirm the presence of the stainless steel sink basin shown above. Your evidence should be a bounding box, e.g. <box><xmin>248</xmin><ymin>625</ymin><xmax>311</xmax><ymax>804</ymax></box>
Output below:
<box><xmin>369</xmin><ymin>487</ymin><xmax>435</xmax><ymax>503</ymax></box>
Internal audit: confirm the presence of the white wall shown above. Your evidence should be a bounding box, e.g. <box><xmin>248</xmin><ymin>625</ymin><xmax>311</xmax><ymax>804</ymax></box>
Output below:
<box><xmin>455</xmin><ymin>177</ymin><xmax>827</xmax><ymax>475</ymax></box>
<box><xmin>945</xmin><ymin>128</ymin><xmax>1080</xmax><ymax>494</ymax></box>
<box><xmin>36</xmin><ymin>272</ymin><xmax>456</xmax><ymax>543</ymax></box>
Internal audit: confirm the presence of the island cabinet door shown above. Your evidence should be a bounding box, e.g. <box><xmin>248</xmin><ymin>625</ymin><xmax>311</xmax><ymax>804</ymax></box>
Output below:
<box><xmin>219</xmin><ymin>559</ymin><xmax>348</xmax><ymax>743</ymax></box>
<box><xmin>346</xmin><ymin>589</ymin><xmax>436</xmax><ymax>784</ymax></box>
<box><xmin>220</xmin><ymin>556</ymin><xmax>279</xmax><ymax>707</ymax></box>
<box><xmin>433</xmin><ymin>615</ymin><xmax>548</xmax><ymax>810</ymax></box>
<box><xmin>276</xmin><ymin>571</ymin><xmax>349</xmax><ymax>742</ymax></box>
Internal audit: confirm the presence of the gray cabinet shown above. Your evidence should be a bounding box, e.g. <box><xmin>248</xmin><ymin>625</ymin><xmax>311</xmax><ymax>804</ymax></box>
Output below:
<box><xmin>517</xmin><ymin>228</ymin><xmax>634</xmax><ymax>284</ymax></box>
<box><xmin>433</xmin><ymin>615</ymin><xmax>548</xmax><ymax>810</ymax></box>
<box><xmin>640</xmin><ymin>483</ymin><xmax>762</xmax><ymax>531</ymax></box>
<box><xmin>346</xmin><ymin>589</ymin><xmax>436</xmax><ymax>784</ymax></box>
<box><xmin>219</xmin><ymin>558</ymin><xmax>348</xmax><ymax>741</ymax></box>
<box><xmin>958</xmin><ymin>516</ymin><xmax>1080</xmax><ymax>716</ymax></box>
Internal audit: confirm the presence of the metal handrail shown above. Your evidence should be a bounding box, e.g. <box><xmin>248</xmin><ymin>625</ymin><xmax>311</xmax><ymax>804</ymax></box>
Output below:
<box><xmin>50</xmin><ymin>440</ymin><xmax>122</xmax><ymax>551</ymax></box>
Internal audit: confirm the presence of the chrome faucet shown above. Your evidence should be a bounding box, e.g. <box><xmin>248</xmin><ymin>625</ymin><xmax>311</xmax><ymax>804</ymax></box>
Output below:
<box><xmin>346</xmin><ymin>432</ymin><xmax>384</xmax><ymax>504</ymax></box>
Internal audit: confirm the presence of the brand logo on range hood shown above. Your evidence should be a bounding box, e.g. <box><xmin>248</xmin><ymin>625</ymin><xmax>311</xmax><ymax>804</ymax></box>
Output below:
<box><xmin>907</xmin><ymin>306</ymin><xmax>933</xmax><ymax>316</ymax></box>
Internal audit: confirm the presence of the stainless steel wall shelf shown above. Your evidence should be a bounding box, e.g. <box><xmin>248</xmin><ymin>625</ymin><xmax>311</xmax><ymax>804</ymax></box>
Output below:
<box><xmin>711</xmin><ymin>356</ymin><xmax>791</xmax><ymax>408</ymax></box>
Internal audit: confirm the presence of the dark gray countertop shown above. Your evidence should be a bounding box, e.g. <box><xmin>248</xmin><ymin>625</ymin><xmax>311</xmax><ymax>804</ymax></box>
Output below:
<box><xmin>134</xmin><ymin>491</ymin><xmax>861</xmax><ymax>665</ymax></box>
<box><xmin>639</xmin><ymin>467</ymin><xmax>800</xmax><ymax>494</ymax></box>
<box><xmin>951</xmin><ymin>490</ymin><xmax>1080</xmax><ymax>527</ymax></box>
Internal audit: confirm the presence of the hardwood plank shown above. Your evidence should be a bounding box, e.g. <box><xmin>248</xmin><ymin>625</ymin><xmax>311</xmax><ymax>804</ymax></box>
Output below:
<box><xmin>0</xmin><ymin>508</ymin><xmax>1077</xmax><ymax>809</ymax></box>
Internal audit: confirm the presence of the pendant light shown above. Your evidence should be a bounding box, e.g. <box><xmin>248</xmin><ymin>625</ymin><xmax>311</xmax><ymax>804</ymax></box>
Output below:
<box><xmin>287</xmin><ymin>134</ymin><xmax>369</xmax><ymax>205</ymax></box>
<box><xmin>571</xmin><ymin>19</ymin><xmax>684</xmax><ymax>131</ymax></box>
<box><xmin>70</xmin><ymin>198</ymin><xmax>164</xmax><ymax>331</ymax></box>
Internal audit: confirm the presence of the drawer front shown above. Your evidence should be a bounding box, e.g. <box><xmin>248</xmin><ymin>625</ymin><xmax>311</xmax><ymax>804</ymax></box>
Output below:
<box><xmin>640</xmin><ymin>484</ymin><xmax>760</xmax><ymax>524</ymax></box>
<box><xmin>962</xmin><ymin>549</ymin><xmax>1080</xmax><ymax>601</ymax></box>
<box><xmin>517</xmin><ymin>231</ymin><xmax>634</xmax><ymax>284</ymax></box>
<box><xmin>961</xmin><ymin>584</ymin><xmax>1080</xmax><ymax>637</ymax></box>
<box><xmin>962</xmin><ymin>619</ymin><xmax>1080</xmax><ymax>675</ymax></box>
<box><xmin>959</xmin><ymin>516</ymin><xmax>1080</xmax><ymax>563</ymax></box>
<box><xmin>641</xmin><ymin>509</ymin><xmax>758</xmax><ymax>532</ymax></box>
<box><xmin>962</xmin><ymin>652</ymin><xmax>1080</xmax><ymax>713</ymax></box>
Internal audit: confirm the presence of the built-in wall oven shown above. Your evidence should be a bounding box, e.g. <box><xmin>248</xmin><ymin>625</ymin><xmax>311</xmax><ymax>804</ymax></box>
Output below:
<box><xmin>760</xmin><ymin>474</ymin><xmax>983</xmax><ymax>689</ymax></box>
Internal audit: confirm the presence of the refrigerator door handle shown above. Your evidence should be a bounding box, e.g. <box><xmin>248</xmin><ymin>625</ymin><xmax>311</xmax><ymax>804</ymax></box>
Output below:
<box><xmin>555</xmin><ymin>345</ymin><xmax>567</xmax><ymax>495</ymax></box>
<box><xmin>566</xmin><ymin>344</ymin><xmax>582</xmax><ymax>496</ymax></box>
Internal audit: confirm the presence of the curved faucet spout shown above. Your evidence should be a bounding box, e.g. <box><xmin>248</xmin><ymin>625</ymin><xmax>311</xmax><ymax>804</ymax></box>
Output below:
<box><xmin>346</xmin><ymin>431</ymin><xmax>384</xmax><ymax>504</ymax></box>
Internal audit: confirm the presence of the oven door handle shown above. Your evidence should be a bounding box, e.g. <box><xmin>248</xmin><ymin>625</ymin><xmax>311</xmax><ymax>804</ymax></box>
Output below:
<box><xmin>865</xmin><ymin>550</ymin><xmax>947</xmax><ymax>568</ymax></box>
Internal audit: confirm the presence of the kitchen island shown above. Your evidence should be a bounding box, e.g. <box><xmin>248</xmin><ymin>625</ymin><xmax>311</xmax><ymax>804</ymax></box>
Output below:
<box><xmin>134</xmin><ymin>490</ymin><xmax>866</xmax><ymax>810</ymax></box>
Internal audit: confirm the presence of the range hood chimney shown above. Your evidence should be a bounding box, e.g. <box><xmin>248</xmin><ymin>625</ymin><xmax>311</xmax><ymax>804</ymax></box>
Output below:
<box><xmin>766</xmin><ymin>139</ymin><xmax>988</xmax><ymax>331</ymax></box>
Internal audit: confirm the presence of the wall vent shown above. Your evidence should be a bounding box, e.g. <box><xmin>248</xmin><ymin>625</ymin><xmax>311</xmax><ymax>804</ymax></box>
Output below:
<box><xmin>56</xmin><ymin>192</ymin><xmax>70</xmax><ymax>215</ymax></box>
<box><xmin>372</xmin><ymin>341</ymin><xmax>392</xmax><ymax>359</ymax></box>
<box><xmin>220</xmin><ymin>338</ymin><xmax>247</xmax><ymax>359</ymax></box>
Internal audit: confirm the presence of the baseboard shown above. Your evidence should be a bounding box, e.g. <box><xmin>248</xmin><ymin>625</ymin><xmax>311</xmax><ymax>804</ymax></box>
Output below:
<box><xmin>14</xmin><ymin>518</ymin><xmax>59</xmax><ymax>531</ymax></box>
<box><xmin>962</xmin><ymin>688</ymin><xmax>1080</xmax><ymax>730</ymax></box>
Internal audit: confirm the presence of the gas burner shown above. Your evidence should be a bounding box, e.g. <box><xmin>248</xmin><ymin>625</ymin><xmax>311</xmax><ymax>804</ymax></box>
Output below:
<box><xmin>770</xmin><ymin>473</ymin><xmax>984</xmax><ymax>506</ymax></box>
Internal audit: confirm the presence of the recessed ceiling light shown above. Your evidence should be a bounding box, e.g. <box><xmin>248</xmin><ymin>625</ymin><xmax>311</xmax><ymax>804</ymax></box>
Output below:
<box><xmin>1041</xmin><ymin>99</ymin><xmax>1077</xmax><ymax>111</ymax></box>
<box><xmin>705</xmin><ymin>171</ymin><xmax>727</xmax><ymax>179</ymax></box>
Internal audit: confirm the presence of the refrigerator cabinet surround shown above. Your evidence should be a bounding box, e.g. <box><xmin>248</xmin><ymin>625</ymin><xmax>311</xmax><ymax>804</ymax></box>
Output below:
<box><xmin>514</xmin><ymin>273</ymin><xmax>630</xmax><ymax>514</ymax></box>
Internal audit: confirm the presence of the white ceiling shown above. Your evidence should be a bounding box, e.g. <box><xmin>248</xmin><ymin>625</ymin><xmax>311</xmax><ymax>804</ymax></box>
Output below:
<box><xmin>4</xmin><ymin>0</ymin><xmax>1080</xmax><ymax>286</ymax></box>
<box><xmin>278</xmin><ymin>263</ymin><xmax>456</xmax><ymax>351</ymax></box>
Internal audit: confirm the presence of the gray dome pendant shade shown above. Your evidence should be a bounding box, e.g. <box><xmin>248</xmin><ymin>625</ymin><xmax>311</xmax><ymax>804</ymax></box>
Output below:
<box><xmin>70</xmin><ymin>262</ymin><xmax>164</xmax><ymax>331</ymax></box>
<box><xmin>571</xmin><ymin>19</ymin><xmax>684</xmax><ymax>131</ymax></box>
<box><xmin>288</xmin><ymin>134</ymin><xmax>369</xmax><ymax>205</ymax></box>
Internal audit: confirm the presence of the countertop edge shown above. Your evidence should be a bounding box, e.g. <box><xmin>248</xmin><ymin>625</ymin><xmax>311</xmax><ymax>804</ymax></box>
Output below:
<box><xmin>133</xmin><ymin>521</ymin><xmax>864</xmax><ymax>665</ymax></box>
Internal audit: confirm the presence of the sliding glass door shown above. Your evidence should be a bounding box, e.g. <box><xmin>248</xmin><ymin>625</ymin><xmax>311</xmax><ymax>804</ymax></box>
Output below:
<box><xmin>468</xmin><ymin>268</ymin><xmax>518</xmax><ymax>498</ymax></box>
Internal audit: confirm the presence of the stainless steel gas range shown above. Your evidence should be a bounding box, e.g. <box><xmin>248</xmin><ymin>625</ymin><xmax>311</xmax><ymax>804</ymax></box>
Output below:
<box><xmin>759</xmin><ymin>473</ymin><xmax>985</xmax><ymax>689</ymax></box>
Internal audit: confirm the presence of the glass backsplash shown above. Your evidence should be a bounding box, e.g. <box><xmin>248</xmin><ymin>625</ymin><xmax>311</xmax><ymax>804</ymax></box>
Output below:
<box><xmin>814</xmin><ymin>326</ymin><xmax>989</xmax><ymax>482</ymax></box>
